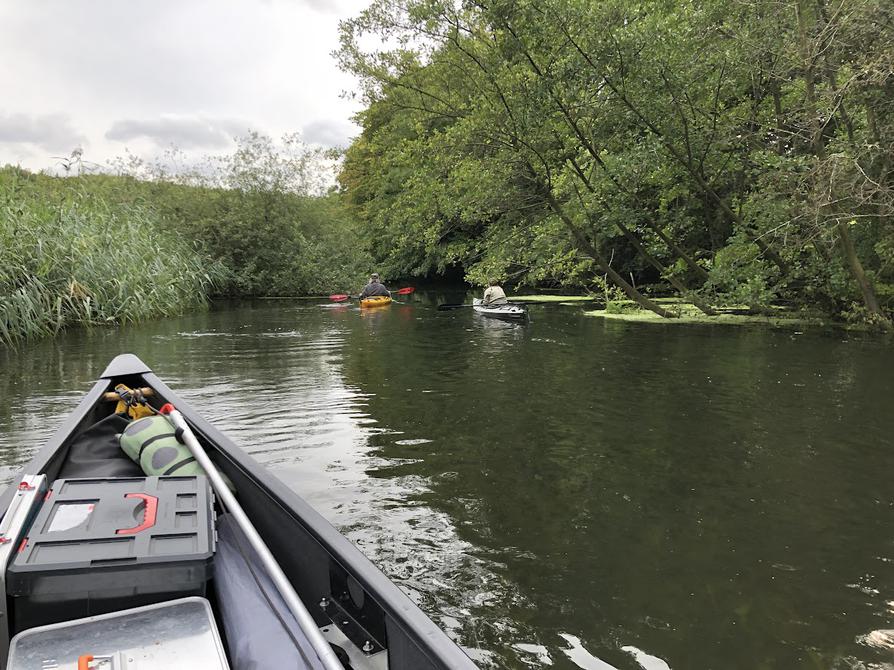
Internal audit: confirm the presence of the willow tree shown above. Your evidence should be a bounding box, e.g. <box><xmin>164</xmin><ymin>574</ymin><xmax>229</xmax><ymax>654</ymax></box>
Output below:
<box><xmin>339</xmin><ymin>0</ymin><xmax>693</xmax><ymax>316</ymax></box>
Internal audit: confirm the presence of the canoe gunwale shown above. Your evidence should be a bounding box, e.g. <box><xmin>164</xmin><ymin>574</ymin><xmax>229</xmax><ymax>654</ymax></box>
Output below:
<box><xmin>0</xmin><ymin>379</ymin><xmax>108</xmax><ymax>514</ymax></box>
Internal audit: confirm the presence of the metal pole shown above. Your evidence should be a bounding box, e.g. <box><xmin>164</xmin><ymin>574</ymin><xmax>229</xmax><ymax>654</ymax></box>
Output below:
<box><xmin>161</xmin><ymin>405</ymin><xmax>343</xmax><ymax>670</ymax></box>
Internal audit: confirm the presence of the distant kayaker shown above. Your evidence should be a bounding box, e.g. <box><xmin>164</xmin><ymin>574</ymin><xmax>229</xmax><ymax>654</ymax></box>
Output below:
<box><xmin>359</xmin><ymin>273</ymin><xmax>391</xmax><ymax>299</ymax></box>
<box><xmin>481</xmin><ymin>279</ymin><xmax>508</xmax><ymax>305</ymax></box>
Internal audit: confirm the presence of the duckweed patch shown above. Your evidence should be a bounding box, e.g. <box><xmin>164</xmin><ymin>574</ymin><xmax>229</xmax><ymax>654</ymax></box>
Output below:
<box><xmin>585</xmin><ymin>302</ymin><xmax>829</xmax><ymax>329</ymax></box>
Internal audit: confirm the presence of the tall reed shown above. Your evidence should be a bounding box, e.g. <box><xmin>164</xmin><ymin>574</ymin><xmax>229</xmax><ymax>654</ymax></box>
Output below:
<box><xmin>0</xmin><ymin>168</ymin><xmax>226</xmax><ymax>346</ymax></box>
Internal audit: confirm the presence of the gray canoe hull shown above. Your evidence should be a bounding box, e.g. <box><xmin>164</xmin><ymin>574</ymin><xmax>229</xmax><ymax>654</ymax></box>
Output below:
<box><xmin>0</xmin><ymin>354</ymin><xmax>477</xmax><ymax>670</ymax></box>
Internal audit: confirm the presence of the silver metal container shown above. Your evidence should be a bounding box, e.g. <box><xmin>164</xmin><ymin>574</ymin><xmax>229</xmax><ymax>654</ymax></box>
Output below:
<box><xmin>6</xmin><ymin>597</ymin><xmax>229</xmax><ymax>669</ymax></box>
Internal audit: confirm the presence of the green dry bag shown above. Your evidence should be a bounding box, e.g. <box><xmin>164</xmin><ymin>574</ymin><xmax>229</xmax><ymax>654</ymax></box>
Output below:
<box><xmin>119</xmin><ymin>415</ymin><xmax>205</xmax><ymax>477</ymax></box>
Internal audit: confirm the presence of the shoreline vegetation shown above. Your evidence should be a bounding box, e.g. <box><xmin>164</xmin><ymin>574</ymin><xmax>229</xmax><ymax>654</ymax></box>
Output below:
<box><xmin>1</xmin><ymin>134</ymin><xmax>372</xmax><ymax>347</ymax></box>
<box><xmin>4</xmin><ymin>1</ymin><xmax>894</xmax><ymax>344</ymax></box>
<box><xmin>337</xmin><ymin>0</ymin><xmax>894</xmax><ymax>332</ymax></box>
<box><xmin>0</xmin><ymin>169</ymin><xmax>224</xmax><ymax>345</ymax></box>
<box><xmin>586</xmin><ymin>308</ymin><xmax>821</xmax><ymax>328</ymax></box>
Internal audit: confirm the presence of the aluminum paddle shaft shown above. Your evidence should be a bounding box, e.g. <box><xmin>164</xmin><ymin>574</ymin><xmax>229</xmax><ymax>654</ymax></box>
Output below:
<box><xmin>160</xmin><ymin>404</ymin><xmax>344</xmax><ymax>670</ymax></box>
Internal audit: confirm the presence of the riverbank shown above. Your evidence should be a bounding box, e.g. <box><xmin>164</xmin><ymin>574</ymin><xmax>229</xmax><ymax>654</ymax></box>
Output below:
<box><xmin>510</xmin><ymin>295</ymin><xmax>597</xmax><ymax>304</ymax></box>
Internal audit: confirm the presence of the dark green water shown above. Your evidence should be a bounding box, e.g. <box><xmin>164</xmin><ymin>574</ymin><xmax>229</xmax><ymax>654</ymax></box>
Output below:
<box><xmin>2</xmin><ymin>293</ymin><xmax>893</xmax><ymax>669</ymax></box>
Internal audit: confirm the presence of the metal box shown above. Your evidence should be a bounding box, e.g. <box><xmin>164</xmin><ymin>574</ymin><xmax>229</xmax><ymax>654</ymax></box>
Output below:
<box><xmin>6</xmin><ymin>597</ymin><xmax>229</xmax><ymax>669</ymax></box>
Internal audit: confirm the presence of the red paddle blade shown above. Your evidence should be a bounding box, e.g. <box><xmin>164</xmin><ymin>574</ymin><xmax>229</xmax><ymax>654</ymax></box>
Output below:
<box><xmin>394</xmin><ymin>287</ymin><xmax>415</xmax><ymax>295</ymax></box>
<box><xmin>329</xmin><ymin>294</ymin><xmax>349</xmax><ymax>302</ymax></box>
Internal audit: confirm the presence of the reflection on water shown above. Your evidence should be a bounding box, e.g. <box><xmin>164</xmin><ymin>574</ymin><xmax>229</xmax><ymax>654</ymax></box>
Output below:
<box><xmin>559</xmin><ymin>633</ymin><xmax>620</xmax><ymax>669</ymax></box>
<box><xmin>620</xmin><ymin>646</ymin><xmax>671</xmax><ymax>670</ymax></box>
<box><xmin>2</xmin><ymin>294</ymin><xmax>894</xmax><ymax>669</ymax></box>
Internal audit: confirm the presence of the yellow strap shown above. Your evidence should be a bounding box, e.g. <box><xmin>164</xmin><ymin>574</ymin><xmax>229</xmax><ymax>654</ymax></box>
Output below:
<box><xmin>114</xmin><ymin>385</ymin><xmax>155</xmax><ymax>420</ymax></box>
<box><xmin>127</xmin><ymin>404</ymin><xmax>154</xmax><ymax>420</ymax></box>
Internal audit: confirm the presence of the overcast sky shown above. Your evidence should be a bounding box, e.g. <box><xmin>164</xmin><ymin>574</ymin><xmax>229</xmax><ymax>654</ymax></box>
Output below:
<box><xmin>0</xmin><ymin>0</ymin><xmax>368</xmax><ymax>172</ymax></box>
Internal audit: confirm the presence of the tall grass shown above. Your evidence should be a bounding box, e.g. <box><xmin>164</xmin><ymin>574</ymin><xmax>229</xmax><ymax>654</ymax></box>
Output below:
<box><xmin>0</xmin><ymin>168</ymin><xmax>226</xmax><ymax>346</ymax></box>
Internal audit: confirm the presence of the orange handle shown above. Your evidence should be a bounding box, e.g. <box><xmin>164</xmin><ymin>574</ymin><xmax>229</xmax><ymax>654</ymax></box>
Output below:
<box><xmin>78</xmin><ymin>655</ymin><xmax>94</xmax><ymax>670</ymax></box>
<box><xmin>115</xmin><ymin>494</ymin><xmax>158</xmax><ymax>535</ymax></box>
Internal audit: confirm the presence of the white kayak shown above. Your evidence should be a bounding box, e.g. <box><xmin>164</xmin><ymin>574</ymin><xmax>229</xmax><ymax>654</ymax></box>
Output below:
<box><xmin>472</xmin><ymin>298</ymin><xmax>528</xmax><ymax>319</ymax></box>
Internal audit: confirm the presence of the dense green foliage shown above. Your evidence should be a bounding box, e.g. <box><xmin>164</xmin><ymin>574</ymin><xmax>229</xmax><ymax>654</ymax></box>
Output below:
<box><xmin>338</xmin><ymin>0</ymin><xmax>894</xmax><ymax>326</ymax></box>
<box><xmin>0</xmin><ymin>167</ymin><xmax>223</xmax><ymax>345</ymax></box>
<box><xmin>1</xmin><ymin>134</ymin><xmax>372</xmax><ymax>346</ymax></box>
<box><xmin>108</xmin><ymin>134</ymin><xmax>372</xmax><ymax>297</ymax></box>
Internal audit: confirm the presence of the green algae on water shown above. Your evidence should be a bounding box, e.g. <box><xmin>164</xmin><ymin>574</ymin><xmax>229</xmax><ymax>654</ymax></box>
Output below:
<box><xmin>510</xmin><ymin>295</ymin><xmax>597</xmax><ymax>303</ymax></box>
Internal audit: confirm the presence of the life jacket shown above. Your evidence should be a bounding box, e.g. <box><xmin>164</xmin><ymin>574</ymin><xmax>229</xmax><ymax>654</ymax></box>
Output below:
<box><xmin>119</xmin><ymin>415</ymin><xmax>204</xmax><ymax>477</ymax></box>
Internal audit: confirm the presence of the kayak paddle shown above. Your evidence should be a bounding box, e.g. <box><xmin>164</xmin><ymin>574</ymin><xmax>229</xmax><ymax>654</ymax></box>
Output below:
<box><xmin>437</xmin><ymin>303</ymin><xmax>476</xmax><ymax>310</ymax></box>
<box><xmin>160</xmin><ymin>404</ymin><xmax>345</xmax><ymax>670</ymax></box>
<box><xmin>329</xmin><ymin>287</ymin><xmax>415</xmax><ymax>302</ymax></box>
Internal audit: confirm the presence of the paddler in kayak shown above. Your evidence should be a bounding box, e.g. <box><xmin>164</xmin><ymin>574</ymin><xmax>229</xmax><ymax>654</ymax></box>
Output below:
<box><xmin>481</xmin><ymin>279</ymin><xmax>508</xmax><ymax>305</ymax></box>
<box><xmin>359</xmin><ymin>273</ymin><xmax>391</xmax><ymax>299</ymax></box>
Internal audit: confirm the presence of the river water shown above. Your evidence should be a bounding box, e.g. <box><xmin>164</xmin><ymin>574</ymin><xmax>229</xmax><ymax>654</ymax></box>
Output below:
<box><xmin>1</xmin><ymin>293</ymin><xmax>892</xmax><ymax>669</ymax></box>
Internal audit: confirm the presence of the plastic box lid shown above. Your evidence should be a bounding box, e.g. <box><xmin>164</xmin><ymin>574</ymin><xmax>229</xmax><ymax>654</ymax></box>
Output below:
<box><xmin>6</xmin><ymin>597</ymin><xmax>229</xmax><ymax>669</ymax></box>
<box><xmin>8</xmin><ymin>476</ymin><xmax>215</xmax><ymax>596</ymax></box>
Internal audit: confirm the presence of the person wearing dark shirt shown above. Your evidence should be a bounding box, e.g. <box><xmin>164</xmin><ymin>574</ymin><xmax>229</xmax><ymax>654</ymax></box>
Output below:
<box><xmin>359</xmin><ymin>273</ymin><xmax>391</xmax><ymax>299</ymax></box>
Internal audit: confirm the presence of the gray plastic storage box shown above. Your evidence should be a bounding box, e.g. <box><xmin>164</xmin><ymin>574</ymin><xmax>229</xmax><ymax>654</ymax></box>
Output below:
<box><xmin>6</xmin><ymin>596</ymin><xmax>230</xmax><ymax>669</ymax></box>
<box><xmin>6</xmin><ymin>477</ymin><xmax>215</xmax><ymax>631</ymax></box>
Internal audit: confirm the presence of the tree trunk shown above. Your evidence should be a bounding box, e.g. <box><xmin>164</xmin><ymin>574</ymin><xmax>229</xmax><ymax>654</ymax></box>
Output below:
<box><xmin>565</xmin><ymin>158</ymin><xmax>716</xmax><ymax>314</ymax></box>
<box><xmin>615</xmin><ymin>219</ymin><xmax>717</xmax><ymax>315</ymax></box>
<box><xmin>554</xmin><ymin>22</ymin><xmax>790</xmax><ymax>274</ymax></box>
<box><xmin>565</xmin><ymin>156</ymin><xmax>711</xmax><ymax>285</ymax></box>
<box><xmin>543</xmin><ymin>191</ymin><xmax>677</xmax><ymax>318</ymax></box>
<box><xmin>771</xmin><ymin>85</ymin><xmax>785</xmax><ymax>156</ymax></box>
<box><xmin>837</xmin><ymin>221</ymin><xmax>890</xmax><ymax>327</ymax></box>
<box><xmin>499</xmin><ymin>23</ymin><xmax>713</xmax><ymax>286</ymax></box>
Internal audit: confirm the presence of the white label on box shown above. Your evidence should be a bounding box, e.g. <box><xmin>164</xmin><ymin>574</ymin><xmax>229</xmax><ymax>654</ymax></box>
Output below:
<box><xmin>47</xmin><ymin>503</ymin><xmax>95</xmax><ymax>532</ymax></box>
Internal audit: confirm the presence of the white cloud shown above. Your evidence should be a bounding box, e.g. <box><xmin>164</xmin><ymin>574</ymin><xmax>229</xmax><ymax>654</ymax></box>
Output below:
<box><xmin>0</xmin><ymin>0</ymin><xmax>369</xmax><ymax>171</ymax></box>
<box><xmin>0</xmin><ymin>112</ymin><xmax>85</xmax><ymax>154</ymax></box>
<box><xmin>303</xmin><ymin>119</ymin><xmax>358</xmax><ymax>148</ymax></box>
<box><xmin>106</xmin><ymin>115</ymin><xmax>249</xmax><ymax>150</ymax></box>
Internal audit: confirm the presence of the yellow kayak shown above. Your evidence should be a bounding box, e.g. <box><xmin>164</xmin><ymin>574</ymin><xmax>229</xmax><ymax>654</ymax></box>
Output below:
<box><xmin>359</xmin><ymin>296</ymin><xmax>392</xmax><ymax>308</ymax></box>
